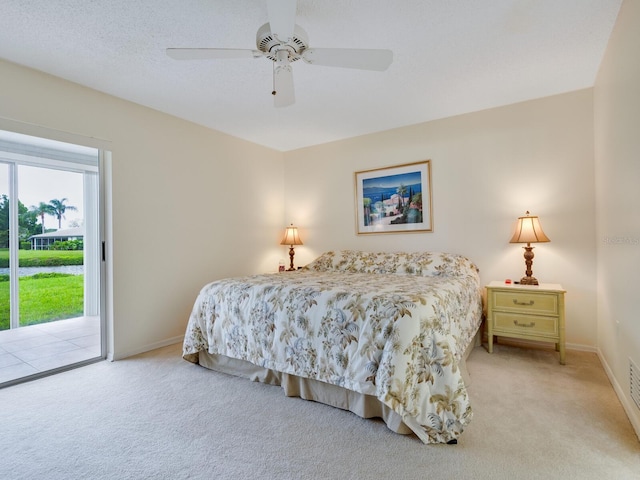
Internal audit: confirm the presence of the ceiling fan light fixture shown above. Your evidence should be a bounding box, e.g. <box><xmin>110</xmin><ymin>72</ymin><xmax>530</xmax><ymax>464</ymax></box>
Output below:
<box><xmin>274</xmin><ymin>48</ymin><xmax>291</xmax><ymax>66</ymax></box>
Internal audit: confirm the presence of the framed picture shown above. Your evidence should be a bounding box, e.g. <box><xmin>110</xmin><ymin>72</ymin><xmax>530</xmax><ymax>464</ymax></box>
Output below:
<box><xmin>355</xmin><ymin>160</ymin><xmax>433</xmax><ymax>235</ymax></box>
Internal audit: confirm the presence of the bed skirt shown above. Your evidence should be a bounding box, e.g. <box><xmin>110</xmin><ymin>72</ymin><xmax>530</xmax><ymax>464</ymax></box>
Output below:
<box><xmin>195</xmin><ymin>330</ymin><xmax>480</xmax><ymax>438</ymax></box>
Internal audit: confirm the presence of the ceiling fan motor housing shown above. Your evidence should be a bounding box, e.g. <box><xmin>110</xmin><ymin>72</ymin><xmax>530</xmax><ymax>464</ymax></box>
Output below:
<box><xmin>256</xmin><ymin>23</ymin><xmax>309</xmax><ymax>63</ymax></box>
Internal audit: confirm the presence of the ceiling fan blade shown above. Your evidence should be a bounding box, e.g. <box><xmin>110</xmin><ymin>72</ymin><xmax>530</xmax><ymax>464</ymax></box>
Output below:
<box><xmin>273</xmin><ymin>65</ymin><xmax>295</xmax><ymax>108</ymax></box>
<box><xmin>166</xmin><ymin>48</ymin><xmax>261</xmax><ymax>60</ymax></box>
<box><xmin>302</xmin><ymin>48</ymin><xmax>393</xmax><ymax>71</ymax></box>
<box><xmin>266</xmin><ymin>0</ymin><xmax>297</xmax><ymax>42</ymax></box>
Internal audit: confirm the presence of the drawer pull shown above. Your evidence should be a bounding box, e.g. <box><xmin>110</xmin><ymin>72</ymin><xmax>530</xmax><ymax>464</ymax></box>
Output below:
<box><xmin>514</xmin><ymin>320</ymin><xmax>536</xmax><ymax>328</ymax></box>
<box><xmin>513</xmin><ymin>299</ymin><xmax>534</xmax><ymax>306</ymax></box>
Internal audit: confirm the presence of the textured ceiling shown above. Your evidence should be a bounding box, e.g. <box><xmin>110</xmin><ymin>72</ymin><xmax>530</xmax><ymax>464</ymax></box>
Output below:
<box><xmin>0</xmin><ymin>1</ymin><xmax>623</xmax><ymax>151</ymax></box>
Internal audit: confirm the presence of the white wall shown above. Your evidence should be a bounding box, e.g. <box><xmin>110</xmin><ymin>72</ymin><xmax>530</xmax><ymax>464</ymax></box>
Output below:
<box><xmin>0</xmin><ymin>59</ymin><xmax>285</xmax><ymax>359</ymax></box>
<box><xmin>594</xmin><ymin>0</ymin><xmax>640</xmax><ymax>436</ymax></box>
<box><xmin>284</xmin><ymin>90</ymin><xmax>597</xmax><ymax>350</ymax></box>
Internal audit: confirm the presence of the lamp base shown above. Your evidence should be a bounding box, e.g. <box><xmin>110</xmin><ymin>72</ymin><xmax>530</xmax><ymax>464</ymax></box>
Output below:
<box><xmin>519</xmin><ymin>245</ymin><xmax>539</xmax><ymax>285</ymax></box>
<box><xmin>287</xmin><ymin>245</ymin><xmax>296</xmax><ymax>271</ymax></box>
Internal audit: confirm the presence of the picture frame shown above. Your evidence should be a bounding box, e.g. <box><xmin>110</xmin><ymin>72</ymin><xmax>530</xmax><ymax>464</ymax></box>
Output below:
<box><xmin>355</xmin><ymin>160</ymin><xmax>433</xmax><ymax>235</ymax></box>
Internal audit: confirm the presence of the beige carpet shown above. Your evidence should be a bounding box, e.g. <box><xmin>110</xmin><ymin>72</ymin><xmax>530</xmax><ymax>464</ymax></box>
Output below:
<box><xmin>1</xmin><ymin>342</ymin><xmax>638</xmax><ymax>479</ymax></box>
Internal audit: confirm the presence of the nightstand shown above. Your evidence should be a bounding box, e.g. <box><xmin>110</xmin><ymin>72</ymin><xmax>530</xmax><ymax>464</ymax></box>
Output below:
<box><xmin>485</xmin><ymin>281</ymin><xmax>566</xmax><ymax>364</ymax></box>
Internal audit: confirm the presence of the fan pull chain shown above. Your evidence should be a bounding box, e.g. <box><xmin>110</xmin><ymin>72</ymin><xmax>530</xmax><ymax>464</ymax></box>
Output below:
<box><xmin>272</xmin><ymin>63</ymin><xmax>277</xmax><ymax>96</ymax></box>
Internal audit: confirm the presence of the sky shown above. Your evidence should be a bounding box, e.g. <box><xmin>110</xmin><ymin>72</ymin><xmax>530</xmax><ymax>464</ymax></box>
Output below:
<box><xmin>0</xmin><ymin>162</ymin><xmax>85</xmax><ymax>231</ymax></box>
<box><xmin>363</xmin><ymin>171</ymin><xmax>422</xmax><ymax>190</ymax></box>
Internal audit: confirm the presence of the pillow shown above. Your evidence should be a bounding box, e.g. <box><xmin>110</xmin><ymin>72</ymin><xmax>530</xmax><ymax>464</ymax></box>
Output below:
<box><xmin>305</xmin><ymin>250</ymin><xmax>478</xmax><ymax>277</ymax></box>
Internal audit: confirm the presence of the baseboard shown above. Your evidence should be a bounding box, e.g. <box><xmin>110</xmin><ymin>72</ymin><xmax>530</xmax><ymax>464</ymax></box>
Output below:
<box><xmin>565</xmin><ymin>342</ymin><xmax>598</xmax><ymax>353</ymax></box>
<box><xmin>492</xmin><ymin>337</ymin><xmax>597</xmax><ymax>353</ymax></box>
<box><xmin>597</xmin><ymin>348</ymin><xmax>640</xmax><ymax>442</ymax></box>
<box><xmin>110</xmin><ymin>335</ymin><xmax>184</xmax><ymax>361</ymax></box>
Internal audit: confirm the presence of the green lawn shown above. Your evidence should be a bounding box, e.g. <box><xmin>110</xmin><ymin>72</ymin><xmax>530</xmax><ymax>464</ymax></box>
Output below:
<box><xmin>0</xmin><ymin>273</ymin><xmax>84</xmax><ymax>330</ymax></box>
<box><xmin>0</xmin><ymin>249</ymin><xmax>84</xmax><ymax>268</ymax></box>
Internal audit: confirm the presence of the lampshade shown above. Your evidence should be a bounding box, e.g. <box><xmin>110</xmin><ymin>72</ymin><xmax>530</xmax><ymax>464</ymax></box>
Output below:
<box><xmin>509</xmin><ymin>211</ymin><xmax>550</xmax><ymax>244</ymax></box>
<box><xmin>280</xmin><ymin>225</ymin><xmax>303</xmax><ymax>246</ymax></box>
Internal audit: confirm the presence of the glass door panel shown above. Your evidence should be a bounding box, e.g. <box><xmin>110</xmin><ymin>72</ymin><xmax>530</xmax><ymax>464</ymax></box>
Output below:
<box><xmin>0</xmin><ymin>163</ymin><xmax>9</xmax><ymax>331</ymax></box>
<box><xmin>17</xmin><ymin>165</ymin><xmax>85</xmax><ymax>326</ymax></box>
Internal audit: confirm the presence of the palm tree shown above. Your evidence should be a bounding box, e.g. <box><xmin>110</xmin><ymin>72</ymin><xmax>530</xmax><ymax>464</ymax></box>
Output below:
<box><xmin>396</xmin><ymin>184</ymin><xmax>407</xmax><ymax>209</ymax></box>
<box><xmin>49</xmin><ymin>198</ymin><xmax>78</xmax><ymax>229</ymax></box>
<box><xmin>30</xmin><ymin>202</ymin><xmax>55</xmax><ymax>233</ymax></box>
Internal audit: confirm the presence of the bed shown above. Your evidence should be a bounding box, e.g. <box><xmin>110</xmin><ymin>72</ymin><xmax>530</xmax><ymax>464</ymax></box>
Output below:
<box><xmin>183</xmin><ymin>250</ymin><xmax>483</xmax><ymax>444</ymax></box>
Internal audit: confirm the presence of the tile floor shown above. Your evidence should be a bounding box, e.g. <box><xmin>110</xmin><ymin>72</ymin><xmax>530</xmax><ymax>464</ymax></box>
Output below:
<box><xmin>0</xmin><ymin>316</ymin><xmax>102</xmax><ymax>385</ymax></box>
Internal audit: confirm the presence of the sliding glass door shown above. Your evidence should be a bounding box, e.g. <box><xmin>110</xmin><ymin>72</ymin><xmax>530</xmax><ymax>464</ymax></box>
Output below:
<box><xmin>0</xmin><ymin>130</ymin><xmax>104</xmax><ymax>385</ymax></box>
<box><xmin>0</xmin><ymin>163</ymin><xmax>9</xmax><ymax>330</ymax></box>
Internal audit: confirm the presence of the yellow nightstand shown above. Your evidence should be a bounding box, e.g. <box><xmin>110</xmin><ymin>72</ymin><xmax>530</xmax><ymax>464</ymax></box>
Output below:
<box><xmin>485</xmin><ymin>281</ymin><xmax>566</xmax><ymax>364</ymax></box>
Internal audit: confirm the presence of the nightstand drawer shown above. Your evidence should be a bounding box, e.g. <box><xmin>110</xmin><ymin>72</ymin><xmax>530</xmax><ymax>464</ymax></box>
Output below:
<box><xmin>493</xmin><ymin>312</ymin><xmax>558</xmax><ymax>337</ymax></box>
<box><xmin>492</xmin><ymin>290</ymin><xmax>558</xmax><ymax>315</ymax></box>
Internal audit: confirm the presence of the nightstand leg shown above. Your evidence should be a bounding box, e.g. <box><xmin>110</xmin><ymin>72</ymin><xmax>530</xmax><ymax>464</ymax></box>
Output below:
<box><xmin>488</xmin><ymin>334</ymin><xmax>494</xmax><ymax>353</ymax></box>
<box><xmin>558</xmin><ymin>290</ymin><xmax>566</xmax><ymax>365</ymax></box>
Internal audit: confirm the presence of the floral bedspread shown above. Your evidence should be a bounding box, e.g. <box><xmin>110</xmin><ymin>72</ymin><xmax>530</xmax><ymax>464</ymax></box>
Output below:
<box><xmin>183</xmin><ymin>251</ymin><xmax>483</xmax><ymax>444</ymax></box>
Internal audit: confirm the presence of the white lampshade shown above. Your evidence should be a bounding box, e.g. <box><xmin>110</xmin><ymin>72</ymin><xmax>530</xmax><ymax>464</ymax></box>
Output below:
<box><xmin>509</xmin><ymin>212</ymin><xmax>550</xmax><ymax>245</ymax></box>
<box><xmin>280</xmin><ymin>225</ymin><xmax>303</xmax><ymax>246</ymax></box>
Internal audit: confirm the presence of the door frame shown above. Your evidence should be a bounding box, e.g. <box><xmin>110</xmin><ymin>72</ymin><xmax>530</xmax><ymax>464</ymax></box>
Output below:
<box><xmin>0</xmin><ymin>119</ymin><xmax>112</xmax><ymax>365</ymax></box>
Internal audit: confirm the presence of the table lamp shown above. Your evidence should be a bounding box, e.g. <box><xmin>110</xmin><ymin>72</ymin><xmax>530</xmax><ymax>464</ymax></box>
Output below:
<box><xmin>509</xmin><ymin>211</ymin><xmax>550</xmax><ymax>285</ymax></box>
<box><xmin>280</xmin><ymin>224</ymin><xmax>303</xmax><ymax>271</ymax></box>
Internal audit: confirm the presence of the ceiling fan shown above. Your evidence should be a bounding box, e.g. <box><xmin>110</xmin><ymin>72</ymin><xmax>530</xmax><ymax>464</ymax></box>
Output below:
<box><xmin>166</xmin><ymin>0</ymin><xmax>393</xmax><ymax>107</ymax></box>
